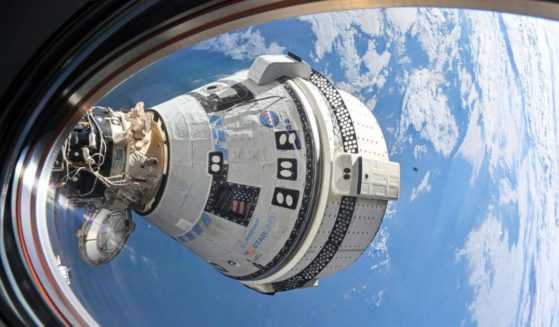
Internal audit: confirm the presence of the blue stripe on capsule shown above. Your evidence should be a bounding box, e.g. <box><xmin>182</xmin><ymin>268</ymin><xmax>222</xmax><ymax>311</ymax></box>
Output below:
<box><xmin>201</xmin><ymin>213</ymin><xmax>212</xmax><ymax>226</ymax></box>
<box><xmin>193</xmin><ymin>224</ymin><xmax>203</xmax><ymax>236</ymax></box>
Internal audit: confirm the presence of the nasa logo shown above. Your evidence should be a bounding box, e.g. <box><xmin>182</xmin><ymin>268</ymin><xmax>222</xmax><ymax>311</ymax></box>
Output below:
<box><xmin>258</xmin><ymin>110</ymin><xmax>280</xmax><ymax>128</ymax></box>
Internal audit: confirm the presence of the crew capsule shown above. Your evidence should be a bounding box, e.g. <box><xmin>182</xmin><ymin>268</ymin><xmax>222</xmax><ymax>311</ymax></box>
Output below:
<box><xmin>54</xmin><ymin>54</ymin><xmax>400</xmax><ymax>294</ymax></box>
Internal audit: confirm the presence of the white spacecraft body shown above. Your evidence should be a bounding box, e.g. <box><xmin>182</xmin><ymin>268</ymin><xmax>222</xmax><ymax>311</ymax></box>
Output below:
<box><xmin>55</xmin><ymin>54</ymin><xmax>399</xmax><ymax>294</ymax></box>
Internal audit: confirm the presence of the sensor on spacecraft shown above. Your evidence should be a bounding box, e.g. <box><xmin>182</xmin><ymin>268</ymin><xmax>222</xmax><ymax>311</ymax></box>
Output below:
<box><xmin>51</xmin><ymin>54</ymin><xmax>400</xmax><ymax>294</ymax></box>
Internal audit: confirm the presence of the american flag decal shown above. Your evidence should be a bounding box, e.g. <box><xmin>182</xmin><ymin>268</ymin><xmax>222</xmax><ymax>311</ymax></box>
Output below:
<box><xmin>229</xmin><ymin>188</ymin><xmax>252</xmax><ymax>216</ymax></box>
<box><xmin>206</xmin><ymin>180</ymin><xmax>260</xmax><ymax>226</ymax></box>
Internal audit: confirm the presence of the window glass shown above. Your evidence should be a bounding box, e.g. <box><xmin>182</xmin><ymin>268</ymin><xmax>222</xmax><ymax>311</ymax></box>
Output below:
<box><xmin>47</xmin><ymin>8</ymin><xmax>559</xmax><ymax>326</ymax></box>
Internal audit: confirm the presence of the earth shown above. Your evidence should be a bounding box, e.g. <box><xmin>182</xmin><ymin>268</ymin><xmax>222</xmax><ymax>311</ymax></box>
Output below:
<box><xmin>53</xmin><ymin>7</ymin><xmax>559</xmax><ymax>326</ymax></box>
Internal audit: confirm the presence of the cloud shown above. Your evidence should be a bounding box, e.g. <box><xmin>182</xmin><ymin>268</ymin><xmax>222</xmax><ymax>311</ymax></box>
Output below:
<box><xmin>373</xmin><ymin>290</ymin><xmax>384</xmax><ymax>307</ymax></box>
<box><xmin>367</xmin><ymin>227</ymin><xmax>391</xmax><ymax>273</ymax></box>
<box><xmin>409</xmin><ymin>9</ymin><xmax>462</xmax><ymax>71</ymax></box>
<box><xmin>498</xmin><ymin>178</ymin><xmax>517</xmax><ymax>205</ymax></box>
<box><xmin>457</xmin><ymin>11</ymin><xmax>559</xmax><ymax>327</ymax></box>
<box><xmin>457</xmin><ymin>12</ymin><xmax>527</xmax><ymax>181</ymax></box>
<box><xmin>298</xmin><ymin>10</ymin><xmax>392</xmax><ymax>109</ymax></box>
<box><xmin>193</xmin><ymin>27</ymin><xmax>285</xmax><ymax>61</ymax></box>
<box><xmin>383</xmin><ymin>201</ymin><xmax>397</xmax><ymax>221</ymax></box>
<box><xmin>456</xmin><ymin>215</ymin><xmax>522</xmax><ymax>327</ymax></box>
<box><xmin>410</xmin><ymin>171</ymin><xmax>432</xmax><ymax>202</ymax></box>
<box><xmin>385</xmin><ymin>8</ymin><xmax>417</xmax><ymax>34</ymax></box>
<box><xmin>384</xmin><ymin>8</ymin><xmax>464</xmax><ymax>157</ymax></box>
<box><xmin>413</xmin><ymin>145</ymin><xmax>428</xmax><ymax>158</ymax></box>
<box><xmin>298</xmin><ymin>8</ymin><xmax>460</xmax><ymax>113</ymax></box>
<box><xmin>298</xmin><ymin>10</ymin><xmax>385</xmax><ymax>60</ymax></box>
<box><xmin>456</xmin><ymin>103</ymin><xmax>484</xmax><ymax>185</ymax></box>
<box><xmin>398</xmin><ymin>68</ymin><xmax>459</xmax><ymax>156</ymax></box>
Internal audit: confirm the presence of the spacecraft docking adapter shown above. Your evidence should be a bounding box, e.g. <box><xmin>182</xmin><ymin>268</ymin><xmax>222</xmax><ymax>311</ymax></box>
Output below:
<box><xmin>51</xmin><ymin>54</ymin><xmax>400</xmax><ymax>294</ymax></box>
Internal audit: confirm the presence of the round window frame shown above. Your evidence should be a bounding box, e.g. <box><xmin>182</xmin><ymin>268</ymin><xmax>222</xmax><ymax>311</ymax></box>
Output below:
<box><xmin>1</xmin><ymin>0</ymin><xmax>559</xmax><ymax>325</ymax></box>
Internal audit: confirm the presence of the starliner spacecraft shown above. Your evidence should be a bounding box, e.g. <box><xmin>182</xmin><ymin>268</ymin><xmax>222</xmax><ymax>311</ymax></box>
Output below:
<box><xmin>52</xmin><ymin>54</ymin><xmax>400</xmax><ymax>294</ymax></box>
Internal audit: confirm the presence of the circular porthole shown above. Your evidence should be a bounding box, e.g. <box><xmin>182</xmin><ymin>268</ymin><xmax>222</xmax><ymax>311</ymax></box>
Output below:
<box><xmin>1</xmin><ymin>1</ymin><xmax>559</xmax><ymax>326</ymax></box>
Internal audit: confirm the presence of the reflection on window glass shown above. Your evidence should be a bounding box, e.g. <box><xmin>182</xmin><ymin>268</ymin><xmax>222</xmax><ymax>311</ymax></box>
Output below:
<box><xmin>47</xmin><ymin>8</ymin><xmax>559</xmax><ymax>326</ymax></box>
